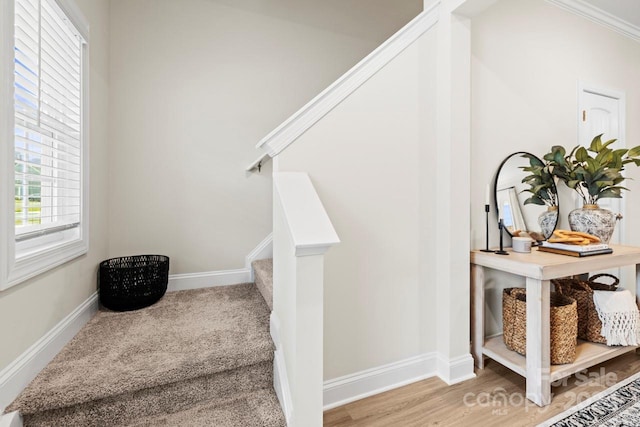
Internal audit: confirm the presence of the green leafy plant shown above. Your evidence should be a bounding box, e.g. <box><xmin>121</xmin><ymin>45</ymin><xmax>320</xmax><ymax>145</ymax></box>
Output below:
<box><xmin>544</xmin><ymin>134</ymin><xmax>640</xmax><ymax>205</ymax></box>
<box><xmin>520</xmin><ymin>153</ymin><xmax>558</xmax><ymax>207</ymax></box>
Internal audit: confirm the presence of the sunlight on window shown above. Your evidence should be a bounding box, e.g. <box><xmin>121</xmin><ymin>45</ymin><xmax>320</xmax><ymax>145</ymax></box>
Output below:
<box><xmin>13</xmin><ymin>0</ymin><xmax>83</xmax><ymax>237</ymax></box>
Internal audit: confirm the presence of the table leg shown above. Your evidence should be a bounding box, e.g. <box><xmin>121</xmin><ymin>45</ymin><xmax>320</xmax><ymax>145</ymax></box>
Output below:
<box><xmin>526</xmin><ymin>277</ymin><xmax>551</xmax><ymax>406</ymax></box>
<box><xmin>636</xmin><ymin>263</ymin><xmax>640</xmax><ymax>307</ymax></box>
<box><xmin>471</xmin><ymin>264</ymin><xmax>485</xmax><ymax>369</ymax></box>
<box><xmin>636</xmin><ymin>264</ymin><xmax>640</xmax><ymax>354</ymax></box>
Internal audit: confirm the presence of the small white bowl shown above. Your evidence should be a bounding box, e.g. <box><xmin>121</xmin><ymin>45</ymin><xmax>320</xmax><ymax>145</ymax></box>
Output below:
<box><xmin>512</xmin><ymin>237</ymin><xmax>533</xmax><ymax>253</ymax></box>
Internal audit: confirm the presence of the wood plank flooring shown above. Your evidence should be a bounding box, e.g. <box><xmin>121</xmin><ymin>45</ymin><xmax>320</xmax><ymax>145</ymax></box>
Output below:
<box><xmin>324</xmin><ymin>352</ymin><xmax>640</xmax><ymax>426</ymax></box>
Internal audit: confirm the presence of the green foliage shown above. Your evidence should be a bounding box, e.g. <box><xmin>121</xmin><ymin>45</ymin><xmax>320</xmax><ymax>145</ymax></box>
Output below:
<box><xmin>544</xmin><ymin>134</ymin><xmax>640</xmax><ymax>205</ymax></box>
<box><xmin>520</xmin><ymin>153</ymin><xmax>558</xmax><ymax>207</ymax></box>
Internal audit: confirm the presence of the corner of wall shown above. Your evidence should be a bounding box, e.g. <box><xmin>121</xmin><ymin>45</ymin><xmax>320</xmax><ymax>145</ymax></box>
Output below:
<box><xmin>436</xmin><ymin>353</ymin><xmax>476</xmax><ymax>385</ymax></box>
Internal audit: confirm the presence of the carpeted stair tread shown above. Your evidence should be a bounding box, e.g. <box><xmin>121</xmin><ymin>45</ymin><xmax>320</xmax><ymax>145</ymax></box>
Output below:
<box><xmin>8</xmin><ymin>283</ymin><xmax>273</xmax><ymax>415</ymax></box>
<box><xmin>128</xmin><ymin>389</ymin><xmax>285</xmax><ymax>427</ymax></box>
<box><xmin>252</xmin><ymin>258</ymin><xmax>273</xmax><ymax>311</ymax></box>
<box><xmin>20</xmin><ymin>362</ymin><xmax>274</xmax><ymax>427</ymax></box>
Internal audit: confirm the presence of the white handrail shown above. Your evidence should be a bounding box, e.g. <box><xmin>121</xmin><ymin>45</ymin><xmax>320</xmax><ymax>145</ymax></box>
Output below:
<box><xmin>256</xmin><ymin>3</ymin><xmax>440</xmax><ymax>157</ymax></box>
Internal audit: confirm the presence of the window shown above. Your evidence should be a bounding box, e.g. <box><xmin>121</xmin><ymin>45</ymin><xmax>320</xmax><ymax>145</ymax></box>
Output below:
<box><xmin>1</xmin><ymin>0</ymin><xmax>88</xmax><ymax>290</ymax></box>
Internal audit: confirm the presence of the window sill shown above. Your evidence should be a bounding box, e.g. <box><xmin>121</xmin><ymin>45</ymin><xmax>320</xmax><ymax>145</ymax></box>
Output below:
<box><xmin>2</xmin><ymin>234</ymin><xmax>88</xmax><ymax>291</ymax></box>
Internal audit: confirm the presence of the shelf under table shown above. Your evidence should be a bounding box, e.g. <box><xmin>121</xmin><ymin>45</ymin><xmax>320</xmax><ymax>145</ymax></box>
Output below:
<box><xmin>483</xmin><ymin>335</ymin><xmax>637</xmax><ymax>382</ymax></box>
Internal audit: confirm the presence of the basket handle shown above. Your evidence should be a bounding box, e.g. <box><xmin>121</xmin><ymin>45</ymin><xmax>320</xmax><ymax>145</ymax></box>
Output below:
<box><xmin>573</xmin><ymin>279</ymin><xmax>593</xmax><ymax>293</ymax></box>
<box><xmin>553</xmin><ymin>278</ymin><xmax>587</xmax><ymax>294</ymax></box>
<box><xmin>552</xmin><ymin>279</ymin><xmax>566</xmax><ymax>295</ymax></box>
<box><xmin>588</xmin><ymin>273</ymin><xmax>619</xmax><ymax>290</ymax></box>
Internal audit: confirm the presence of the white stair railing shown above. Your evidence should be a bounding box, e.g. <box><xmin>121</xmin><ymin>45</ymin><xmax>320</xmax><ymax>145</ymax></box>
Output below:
<box><xmin>271</xmin><ymin>172</ymin><xmax>339</xmax><ymax>426</ymax></box>
<box><xmin>256</xmin><ymin>4</ymin><xmax>439</xmax><ymax>157</ymax></box>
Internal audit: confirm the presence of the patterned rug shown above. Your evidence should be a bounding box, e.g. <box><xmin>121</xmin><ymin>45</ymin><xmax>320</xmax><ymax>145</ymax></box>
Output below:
<box><xmin>538</xmin><ymin>371</ymin><xmax>640</xmax><ymax>426</ymax></box>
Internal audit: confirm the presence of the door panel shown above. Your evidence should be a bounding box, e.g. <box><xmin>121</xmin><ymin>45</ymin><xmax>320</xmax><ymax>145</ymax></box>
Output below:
<box><xmin>578</xmin><ymin>87</ymin><xmax>625</xmax><ymax>283</ymax></box>
<box><xmin>578</xmin><ymin>90</ymin><xmax>623</xmax><ymax>244</ymax></box>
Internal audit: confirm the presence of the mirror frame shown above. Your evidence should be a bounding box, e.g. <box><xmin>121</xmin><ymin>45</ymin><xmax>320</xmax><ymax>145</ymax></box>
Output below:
<box><xmin>494</xmin><ymin>151</ymin><xmax>559</xmax><ymax>239</ymax></box>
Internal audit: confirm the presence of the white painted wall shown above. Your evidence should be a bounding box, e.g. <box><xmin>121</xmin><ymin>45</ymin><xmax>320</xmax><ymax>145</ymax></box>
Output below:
<box><xmin>0</xmin><ymin>0</ymin><xmax>422</xmax><ymax>385</ymax></box>
<box><xmin>277</xmin><ymin>30</ymin><xmax>438</xmax><ymax>380</ymax></box>
<box><xmin>471</xmin><ymin>0</ymin><xmax>640</xmax><ymax>335</ymax></box>
<box><xmin>107</xmin><ymin>0</ymin><xmax>422</xmax><ymax>275</ymax></box>
<box><xmin>273</xmin><ymin>0</ymin><xmax>640</xmax><ymax>385</ymax></box>
<box><xmin>0</xmin><ymin>0</ymin><xmax>110</xmax><ymax>372</ymax></box>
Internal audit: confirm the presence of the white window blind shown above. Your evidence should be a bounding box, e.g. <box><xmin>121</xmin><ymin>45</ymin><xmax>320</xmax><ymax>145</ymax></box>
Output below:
<box><xmin>14</xmin><ymin>0</ymin><xmax>84</xmax><ymax>241</ymax></box>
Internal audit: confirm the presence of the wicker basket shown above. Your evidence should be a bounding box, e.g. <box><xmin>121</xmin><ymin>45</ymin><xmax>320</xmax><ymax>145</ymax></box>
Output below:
<box><xmin>553</xmin><ymin>273</ymin><xmax>619</xmax><ymax>344</ymax></box>
<box><xmin>502</xmin><ymin>287</ymin><xmax>578</xmax><ymax>364</ymax></box>
<box><xmin>99</xmin><ymin>255</ymin><xmax>169</xmax><ymax>311</ymax></box>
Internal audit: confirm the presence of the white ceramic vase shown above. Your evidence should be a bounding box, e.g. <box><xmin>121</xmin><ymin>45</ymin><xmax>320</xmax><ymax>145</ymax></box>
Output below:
<box><xmin>538</xmin><ymin>206</ymin><xmax>558</xmax><ymax>240</ymax></box>
<box><xmin>567</xmin><ymin>204</ymin><xmax>621</xmax><ymax>244</ymax></box>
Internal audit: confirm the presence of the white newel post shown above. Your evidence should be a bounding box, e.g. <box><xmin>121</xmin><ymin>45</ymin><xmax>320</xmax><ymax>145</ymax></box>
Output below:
<box><xmin>272</xmin><ymin>172</ymin><xmax>340</xmax><ymax>427</ymax></box>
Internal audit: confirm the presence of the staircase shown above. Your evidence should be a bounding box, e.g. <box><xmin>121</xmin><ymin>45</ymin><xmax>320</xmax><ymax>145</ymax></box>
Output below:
<box><xmin>5</xmin><ymin>260</ymin><xmax>283</xmax><ymax>426</ymax></box>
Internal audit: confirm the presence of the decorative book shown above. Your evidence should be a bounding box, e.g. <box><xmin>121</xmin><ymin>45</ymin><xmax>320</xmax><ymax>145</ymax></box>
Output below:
<box><xmin>537</xmin><ymin>246</ymin><xmax>613</xmax><ymax>257</ymax></box>
<box><xmin>540</xmin><ymin>241</ymin><xmax>610</xmax><ymax>252</ymax></box>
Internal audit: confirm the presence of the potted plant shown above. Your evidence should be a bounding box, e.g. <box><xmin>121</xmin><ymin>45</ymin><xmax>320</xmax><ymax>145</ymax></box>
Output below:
<box><xmin>544</xmin><ymin>134</ymin><xmax>640</xmax><ymax>243</ymax></box>
<box><xmin>519</xmin><ymin>153</ymin><xmax>558</xmax><ymax>239</ymax></box>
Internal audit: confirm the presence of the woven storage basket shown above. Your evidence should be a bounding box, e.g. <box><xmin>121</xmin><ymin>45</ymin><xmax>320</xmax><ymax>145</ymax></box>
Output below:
<box><xmin>553</xmin><ymin>273</ymin><xmax>619</xmax><ymax>344</ymax></box>
<box><xmin>99</xmin><ymin>255</ymin><xmax>169</xmax><ymax>311</ymax></box>
<box><xmin>502</xmin><ymin>287</ymin><xmax>578</xmax><ymax>364</ymax></box>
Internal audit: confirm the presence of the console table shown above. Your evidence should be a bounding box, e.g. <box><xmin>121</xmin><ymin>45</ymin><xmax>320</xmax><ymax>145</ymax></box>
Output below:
<box><xmin>471</xmin><ymin>244</ymin><xmax>640</xmax><ymax>406</ymax></box>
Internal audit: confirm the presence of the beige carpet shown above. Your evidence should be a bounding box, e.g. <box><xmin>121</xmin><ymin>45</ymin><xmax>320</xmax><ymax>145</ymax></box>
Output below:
<box><xmin>130</xmin><ymin>389</ymin><xmax>285</xmax><ymax>427</ymax></box>
<box><xmin>253</xmin><ymin>259</ymin><xmax>273</xmax><ymax>311</ymax></box>
<box><xmin>7</xmin><ymin>283</ymin><xmax>284</xmax><ymax>426</ymax></box>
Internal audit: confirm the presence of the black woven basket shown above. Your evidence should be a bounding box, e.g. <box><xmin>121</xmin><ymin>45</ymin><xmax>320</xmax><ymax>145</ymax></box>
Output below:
<box><xmin>99</xmin><ymin>255</ymin><xmax>169</xmax><ymax>311</ymax></box>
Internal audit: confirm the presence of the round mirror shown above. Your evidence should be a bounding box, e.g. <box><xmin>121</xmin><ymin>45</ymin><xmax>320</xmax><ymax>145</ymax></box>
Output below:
<box><xmin>494</xmin><ymin>152</ymin><xmax>559</xmax><ymax>240</ymax></box>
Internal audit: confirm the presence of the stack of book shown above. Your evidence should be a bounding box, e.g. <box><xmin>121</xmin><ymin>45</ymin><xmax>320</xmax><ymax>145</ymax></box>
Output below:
<box><xmin>538</xmin><ymin>241</ymin><xmax>613</xmax><ymax>257</ymax></box>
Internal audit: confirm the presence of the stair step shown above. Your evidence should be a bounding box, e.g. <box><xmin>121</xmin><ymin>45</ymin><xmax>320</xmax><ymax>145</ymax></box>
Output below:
<box><xmin>7</xmin><ymin>284</ymin><xmax>277</xmax><ymax>424</ymax></box>
<box><xmin>21</xmin><ymin>361</ymin><xmax>273</xmax><ymax>427</ymax></box>
<box><xmin>128</xmin><ymin>389</ymin><xmax>285</xmax><ymax>427</ymax></box>
<box><xmin>252</xmin><ymin>258</ymin><xmax>273</xmax><ymax>311</ymax></box>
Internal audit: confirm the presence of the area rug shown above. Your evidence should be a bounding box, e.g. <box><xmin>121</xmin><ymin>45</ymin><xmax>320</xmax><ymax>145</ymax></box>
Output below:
<box><xmin>538</xmin><ymin>371</ymin><xmax>640</xmax><ymax>426</ymax></box>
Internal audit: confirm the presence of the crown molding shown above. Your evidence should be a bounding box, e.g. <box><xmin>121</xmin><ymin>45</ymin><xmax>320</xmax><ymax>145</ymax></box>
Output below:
<box><xmin>547</xmin><ymin>0</ymin><xmax>640</xmax><ymax>43</ymax></box>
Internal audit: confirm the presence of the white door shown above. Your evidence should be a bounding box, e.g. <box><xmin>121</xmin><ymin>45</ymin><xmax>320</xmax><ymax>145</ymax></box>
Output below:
<box><xmin>578</xmin><ymin>84</ymin><xmax>625</xmax><ymax>284</ymax></box>
<box><xmin>578</xmin><ymin>86</ymin><xmax>625</xmax><ymax>244</ymax></box>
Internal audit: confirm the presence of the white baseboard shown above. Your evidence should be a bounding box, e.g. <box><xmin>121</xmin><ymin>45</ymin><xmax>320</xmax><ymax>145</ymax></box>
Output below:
<box><xmin>246</xmin><ymin>234</ymin><xmax>273</xmax><ymax>283</ymax></box>
<box><xmin>0</xmin><ymin>292</ymin><xmax>98</xmax><ymax>413</ymax></box>
<box><xmin>322</xmin><ymin>351</ymin><xmax>477</xmax><ymax>411</ymax></box>
<box><xmin>323</xmin><ymin>353</ymin><xmax>438</xmax><ymax>411</ymax></box>
<box><xmin>436</xmin><ymin>353</ymin><xmax>476</xmax><ymax>385</ymax></box>
<box><xmin>270</xmin><ymin>313</ymin><xmax>292</xmax><ymax>425</ymax></box>
<box><xmin>167</xmin><ymin>269</ymin><xmax>251</xmax><ymax>292</ymax></box>
<box><xmin>246</xmin><ymin>234</ymin><xmax>273</xmax><ymax>269</ymax></box>
<box><xmin>168</xmin><ymin>234</ymin><xmax>273</xmax><ymax>292</ymax></box>
<box><xmin>0</xmin><ymin>412</ymin><xmax>22</xmax><ymax>427</ymax></box>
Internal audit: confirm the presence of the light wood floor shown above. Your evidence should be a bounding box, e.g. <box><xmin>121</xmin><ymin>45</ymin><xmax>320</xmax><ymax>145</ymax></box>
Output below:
<box><xmin>324</xmin><ymin>351</ymin><xmax>640</xmax><ymax>426</ymax></box>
